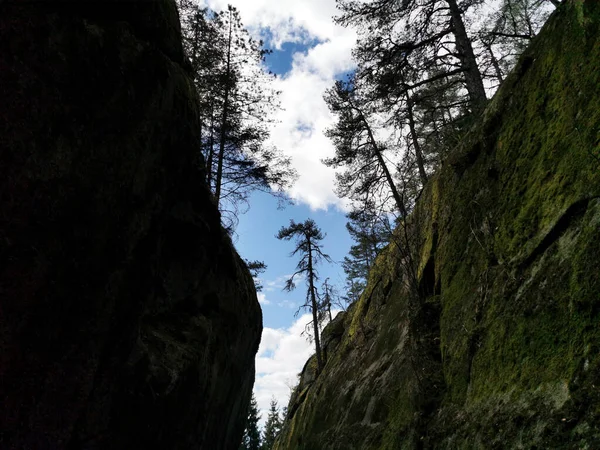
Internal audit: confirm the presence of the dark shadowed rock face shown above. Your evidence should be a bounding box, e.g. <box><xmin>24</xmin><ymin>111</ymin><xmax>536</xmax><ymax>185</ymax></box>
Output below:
<box><xmin>0</xmin><ymin>2</ymin><xmax>262</xmax><ymax>449</ymax></box>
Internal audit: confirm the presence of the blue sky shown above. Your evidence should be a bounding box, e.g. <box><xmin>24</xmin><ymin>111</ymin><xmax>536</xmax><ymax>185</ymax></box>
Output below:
<box><xmin>199</xmin><ymin>0</ymin><xmax>358</xmax><ymax>425</ymax></box>
<box><xmin>233</xmin><ymin>38</ymin><xmax>354</xmax><ymax>329</ymax></box>
<box><xmin>236</xmin><ymin>35</ymin><xmax>356</xmax><ymax>425</ymax></box>
<box><xmin>195</xmin><ymin>0</ymin><xmax>558</xmax><ymax>427</ymax></box>
<box><xmin>235</xmin><ymin>191</ymin><xmax>352</xmax><ymax>330</ymax></box>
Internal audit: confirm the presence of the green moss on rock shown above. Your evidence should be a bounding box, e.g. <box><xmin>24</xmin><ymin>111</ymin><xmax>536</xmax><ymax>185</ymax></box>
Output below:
<box><xmin>275</xmin><ymin>1</ymin><xmax>600</xmax><ymax>448</ymax></box>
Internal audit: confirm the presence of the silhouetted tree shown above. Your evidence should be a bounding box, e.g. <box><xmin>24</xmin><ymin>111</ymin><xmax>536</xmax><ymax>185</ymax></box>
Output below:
<box><xmin>336</xmin><ymin>0</ymin><xmax>487</xmax><ymax>115</ymax></box>
<box><xmin>211</xmin><ymin>7</ymin><xmax>282</xmax><ymax>205</ymax></box>
<box><xmin>341</xmin><ymin>204</ymin><xmax>391</xmax><ymax>304</ymax></box>
<box><xmin>277</xmin><ymin>219</ymin><xmax>331</xmax><ymax>373</ymax></box>
<box><xmin>240</xmin><ymin>394</ymin><xmax>261</xmax><ymax>450</ymax></box>
<box><xmin>323</xmin><ymin>75</ymin><xmax>406</xmax><ymax>215</ymax></box>
<box><xmin>177</xmin><ymin>0</ymin><xmax>224</xmax><ymax>177</ymax></box>
<box><xmin>479</xmin><ymin>0</ymin><xmax>555</xmax><ymax>86</ymax></box>
<box><xmin>411</xmin><ymin>67</ymin><xmax>469</xmax><ymax>165</ymax></box>
<box><xmin>319</xmin><ymin>278</ymin><xmax>336</xmax><ymax>322</ymax></box>
<box><xmin>245</xmin><ymin>260</ymin><xmax>267</xmax><ymax>292</ymax></box>
<box><xmin>261</xmin><ymin>398</ymin><xmax>282</xmax><ymax>449</ymax></box>
<box><xmin>177</xmin><ymin>3</ymin><xmax>296</xmax><ymax>231</ymax></box>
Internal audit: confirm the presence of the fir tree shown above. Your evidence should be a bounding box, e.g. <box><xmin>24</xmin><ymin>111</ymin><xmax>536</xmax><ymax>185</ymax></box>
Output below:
<box><xmin>341</xmin><ymin>205</ymin><xmax>391</xmax><ymax>305</ymax></box>
<box><xmin>261</xmin><ymin>398</ymin><xmax>282</xmax><ymax>450</ymax></box>
<box><xmin>240</xmin><ymin>394</ymin><xmax>261</xmax><ymax>450</ymax></box>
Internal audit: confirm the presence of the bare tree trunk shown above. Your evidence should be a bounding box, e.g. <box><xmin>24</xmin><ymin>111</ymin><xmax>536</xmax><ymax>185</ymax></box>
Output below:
<box><xmin>190</xmin><ymin>10</ymin><xmax>201</xmax><ymax>71</ymax></box>
<box><xmin>405</xmin><ymin>89</ymin><xmax>428</xmax><ymax>185</ymax></box>
<box><xmin>446</xmin><ymin>0</ymin><xmax>487</xmax><ymax>112</ymax></box>
<box><xmin>199</xmin><ymin>118</ymin><xmax>204</xmax><ymax>160</ymax></box>
<box><xmin>324</xmin><ymin>279</ymin><xmax>333</xmax><ymax>322</ymax></box>
<box><xmin>307</xmin><ymin>239</ymin><xmax>324</xmax><ymax>373</ymax></box>
<box><xmin>548</xmin><ymin>0</ymin><xmax>561</xmax><ymax>8</ymax></box>
<box><xmin>206</xmin><ymin>105</ymin><xmax>215</xmax><ymax>186</ymax></box>
<box><xmin>484</xmin><ymin>41</ymin><xmax>504</xmax><ymax>84</ymax></box>
<box><xmin>360</xmin><ymin>112</ymin><xmax>407</xmax><ymax>217</ymax></box>
<box><xmin>214</xmin><ymin>12</ymin><xmax>232</xmax><ymax>206</ymax></box>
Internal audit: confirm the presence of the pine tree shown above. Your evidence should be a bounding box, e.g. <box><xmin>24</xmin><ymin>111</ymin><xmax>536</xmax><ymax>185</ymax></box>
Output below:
<box><xmin>261</xmin><ymin>398</ymin><xmax>282</xmax><ymax>450</ymax></box>
<box><xmin>336</xmin><ymin>0</ymin><xmax>487</xmax><ymax>115</ymax></box>
<box><xmin>177</xmin><ymin>3</ymin><xmax>296</xmax><ymax>231</ymax></box>
<box><xmin>176</xmin><ymin>1</ymin><xmax>224</xmax><ymax>176</ymax></box>
<box><xmin>245</xmin><ymin>260</ymin><xmax>267</xmax><ymax>292</ymax></box>
<box><xmin>319</xmin><ymin>278</ymin><xmax>335</xmax><ymax>323</ymax></box>
<box><xmin>411</xmin><ymin>67</ymin><xmax>469</xmax><ymax>165</ymax></box>
<box><xmin>479</xmin><ymin>0</ymin><xmax>556</xmax><ymax>86</ymax></box>
<box><xmin>323</xmin><ymin>75</ymin><xmax>406</xmax><ymax>216</ymax></box>
<box><xmin>240</xmin><ymin>394</ymin><xmax>261</xmax><ymax>450</ymax></box>
<box><xmin>332</xmin><ymin>0</ymin><xmax>493</xmax><ymax>186</ymax></box>
<box><xmin>341</xmin><ymin>205</ymin><xmax>391</xmax><ymax>305</ymax></box>
<box><xmin>277</xmin><ymin>219</ymin><xmax>332</xmax><ymax>373</ymax></box>
<box><xmin>334</xmin><ymin>0</ymin><xmax>556</xmax><ymax>182</ymax></box>
<box><xmin>209</xmin><ymin>5</ymin><xmax>295</xmax><ymax>219</ymax></box>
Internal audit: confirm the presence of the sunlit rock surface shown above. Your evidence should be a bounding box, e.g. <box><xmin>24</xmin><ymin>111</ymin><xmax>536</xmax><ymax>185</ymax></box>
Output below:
<box><xmin>275</xmin><ymin>1</ymin><xmax>600</xmax><ymax>448</ymax></box>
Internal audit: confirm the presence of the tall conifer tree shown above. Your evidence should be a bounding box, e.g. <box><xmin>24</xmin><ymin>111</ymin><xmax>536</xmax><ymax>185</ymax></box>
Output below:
<box><xmin>277</xmin><ymin>219</ymin><xmax>331</xmax><ymax>373</ymax></box>
<box><xmin>176</xmin><ymin>3</ymin><xmax>296</xmax><ymax>230</ymax></box>
<box><xmin>240</xmin><ymin>394</ymin><xmax>261</xmax><ymax>450</ymax></box>
<box><xmin>261</xmin><ymin>398</ymin><xmax>282</xmax><ymax>450</ymax></box>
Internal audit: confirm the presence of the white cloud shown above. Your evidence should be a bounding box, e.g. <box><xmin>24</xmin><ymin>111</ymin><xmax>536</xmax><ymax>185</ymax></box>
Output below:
<box><xmin>254</xmin><ymin>313</ymin><xmax>315</xmax><ymax>428</ymax></box>
<box><xmin>257</xmin><ymin>292</ymin><xmax>271</xmax><ymax>305</ymax></box>
<box><xmin>277</xmin><ymin>299</ymin><xmax>298</xmax><ymax>310</ymax></box>
<box><xmin>264</xmin><ymin>275</ymin><xmax>287</xmax><ymax>292</ymax></box>
<box><xmin>203</xmin><ymin>0</ymin><xmax>341</xmax><ymax>46</ymax></box>
<box><xmin>254</xmin><ymin>310</ymin><xmax>343</xmax><ymax>428</ymax></box>
<box><xmin>269</xmin><ymin>51</ymin><xmax>353</xmax><ymax>210</ymax></box>
<box><xmin>197</xmin><ymin>0</ymin><xmax>357</xmax><ymax>210</ymax></box>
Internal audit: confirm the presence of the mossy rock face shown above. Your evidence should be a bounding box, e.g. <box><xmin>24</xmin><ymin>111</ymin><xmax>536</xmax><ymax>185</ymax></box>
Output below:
<box><xmin>275</xmin><ymin>1</ymin><xmax>600</xmax><ymax>448</ymax></box>
<box><xmin>0</xmin><ymin>1</ymin><xmax>261</xmax><ymax>449</ymax></box>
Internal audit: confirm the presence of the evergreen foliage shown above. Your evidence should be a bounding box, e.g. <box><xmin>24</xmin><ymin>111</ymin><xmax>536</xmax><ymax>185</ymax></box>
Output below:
<box><xmin>328</xmin><ymin>0</ymin><xmax>557</xmax><ymax>213</ymax></box>
<box><xmin>277</xmin><ymin>219</ymin><xmax>332</xmax><ymax>372</ymax></box>
<box><xmin>341</xmin><ymin>207</ymin><xmax>391</xmax><ymax>305</ymax></box>
<box><xmin>330</xmin><ymin>0</ymin><xmax>558</xmax><ymax>311</ymax></box>
<box><xmin>318</xmin><ymin>278</ymin><xmax>336</xmax><ymax>322</ymax></box>
<box><xmin>478</xmin><ymin>0</ymin><xmax>555</xmax><ymax>87</ymax></box>
<box><xmin>323</xmin><ymin>75</ymin><xmax>406</xmax><ymax>215</ymax></box>
<box><xmin>245</xmin><ymin>260</ymin><xmax>267</xmax><ymax>292</ymax></box>
<box><xmin>239</xmin><ymin>394</ymin><xmax>261</xmax><ymax>450</ymax></box>
<box><xmin>261</xmin><ymin>398</ymin><xmax>282</xmax><ymax>449</ymax></box>
<box><xmin>176</xmin><ymin>2</ymin><xmax>296</xmax><ymax>231</ymax></box>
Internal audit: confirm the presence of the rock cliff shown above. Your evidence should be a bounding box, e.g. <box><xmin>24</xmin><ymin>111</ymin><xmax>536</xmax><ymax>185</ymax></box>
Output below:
<box><xmin>276</xmin><ymin>1</ymin><xmax>600</xmax><ymax>448</ymax></box>
<box><xmin>0</xmin><ymin>1</ymin><xmax>261</xmax><ymax>449</ymax></box>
